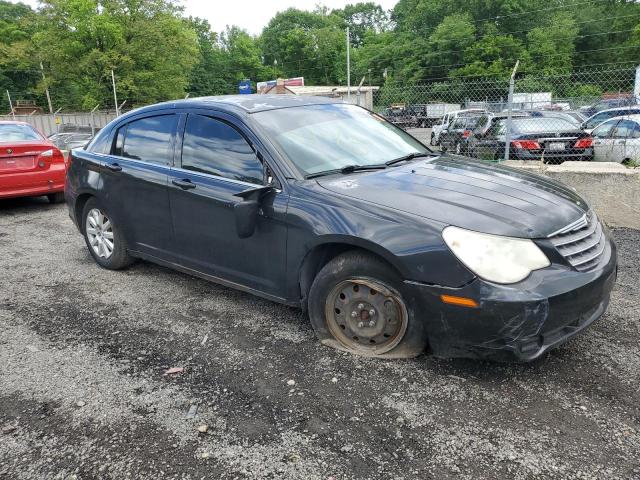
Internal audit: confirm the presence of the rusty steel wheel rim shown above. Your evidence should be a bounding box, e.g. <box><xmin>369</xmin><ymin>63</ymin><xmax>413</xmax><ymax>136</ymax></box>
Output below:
<box><xmin>325</xmin><ymin>278</ymin><xmax>408</xmax><ymax>354</ymax></box>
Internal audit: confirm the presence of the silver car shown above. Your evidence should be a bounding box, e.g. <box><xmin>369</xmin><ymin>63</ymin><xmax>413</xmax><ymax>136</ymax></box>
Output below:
<box><xmin>591</xmin><ymin>114</ymin><xmax>640</xmax><ymax>164</ymax></box>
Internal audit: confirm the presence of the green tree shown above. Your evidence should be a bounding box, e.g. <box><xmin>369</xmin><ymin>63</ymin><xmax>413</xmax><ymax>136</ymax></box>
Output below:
<box><xmin>32</xmin><ymin>0</ymin><xmax>198</xmax><ymax>110</ymax></box>
<box><xmin>526</xmin><ymin>13</ymin><xmax>579</xmax><ymax>75</ymax></box>
<box><xmin>332</xmin><ymin>2</ymin><xmax>390</xmax><ymax>47</ymax></box>
<box><xmin>0</xmin><ymin>1</ymin><xmax>40</xmax><ymax>112</ymax></box>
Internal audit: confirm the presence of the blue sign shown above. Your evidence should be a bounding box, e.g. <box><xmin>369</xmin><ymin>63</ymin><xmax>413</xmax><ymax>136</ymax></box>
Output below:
<box><xmin>238</xmin><ymin>80</ymin><xmax>252</xmax><ymax>95</ymax></box>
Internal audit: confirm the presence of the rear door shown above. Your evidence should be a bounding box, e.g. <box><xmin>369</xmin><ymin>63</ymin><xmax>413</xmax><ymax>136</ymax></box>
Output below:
<box><xmin>591</xmin><ymin>119</ymin><xmax>618</xmax><ymax>161</ymax></box>
<box><xmin>168</xmin><ymin>112</ymin><xmax>289</xmax><ymax>298</ymax></box>
<box><xmin>100</xmin><ymin>112</ymin><xmax>179</xmax><ymax>258</ymax></box>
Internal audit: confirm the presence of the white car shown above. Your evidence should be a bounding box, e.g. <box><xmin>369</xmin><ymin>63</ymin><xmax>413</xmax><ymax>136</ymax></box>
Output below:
<box><xmin>431</xmin><ymin>109</ymin><xmax>485</xmax><ymax>146</ymax></box>
<box><xmin>581</xmin><ymin>106</ymin><xmax>640</xmax><ymax>134</ymax></box>
<box><xmin>591</xmin><ymin>114</ymin><xmax>640</xmax><ymax>163</ymax></box>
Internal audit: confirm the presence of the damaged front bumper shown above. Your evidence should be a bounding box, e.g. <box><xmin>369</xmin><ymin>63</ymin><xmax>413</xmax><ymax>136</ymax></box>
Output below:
<box><xmin>404</xmin><ymin>236</ymin><xmax>617</xmax><ymax>362</ymax></box>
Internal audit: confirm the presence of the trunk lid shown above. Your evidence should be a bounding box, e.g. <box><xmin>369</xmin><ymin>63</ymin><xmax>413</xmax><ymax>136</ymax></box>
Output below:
<box><xmin>0</xmin><ymin>142</ymin><xmax>56</xmax><ymax>174</ymax></box>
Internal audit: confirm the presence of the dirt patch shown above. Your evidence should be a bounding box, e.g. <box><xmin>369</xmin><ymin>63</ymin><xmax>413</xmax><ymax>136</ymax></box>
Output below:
<box><xmin>1</xmin><ymin>198</ymin><xmax>639</xmax><ymax>479</ymax></box>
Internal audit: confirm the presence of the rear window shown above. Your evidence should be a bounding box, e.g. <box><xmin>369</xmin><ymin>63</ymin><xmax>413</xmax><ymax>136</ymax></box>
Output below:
<box><xmin>511</xmin><ymin>118</ymin><xmax>577</xmax><ymax>133</ymax></box>
<box><xmin>0</xmin><ymin>123</ymin><xmax>42</xmax><ymax>142</ymax></box>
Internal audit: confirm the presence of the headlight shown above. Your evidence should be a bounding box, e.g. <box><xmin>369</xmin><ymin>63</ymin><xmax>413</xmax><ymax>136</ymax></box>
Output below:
<box><xmin>442</xmin><ymin>226</ymin><xmax>550</xmax><ymax>284</ymax></box>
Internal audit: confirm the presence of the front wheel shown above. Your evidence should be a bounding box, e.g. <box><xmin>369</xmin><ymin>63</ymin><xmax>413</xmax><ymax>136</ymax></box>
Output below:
<box><xmin>82</xmin><ymin>198</ymin><xmax>134</xmax><ymax>270</ymax></box>
<box><xmin>308</xmin><ymin>251</ymin><xmax>428</xmax><ymax>358</ymax></box>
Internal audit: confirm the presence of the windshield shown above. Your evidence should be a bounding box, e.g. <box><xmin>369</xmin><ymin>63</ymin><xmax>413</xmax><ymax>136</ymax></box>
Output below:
<box><xmin>0</xmin><ymin>123</ymin><xmax>43</xmax><ymax>142</ymax></box>
<box><xmin>585</xmin><ymin>109</ymin><xmax>640</xmax><ymax>129</ymax></box>
<box><xmin>253</xmin><ymin>103</ymin><xmax>429</xmax><ymax>176</ymax></box>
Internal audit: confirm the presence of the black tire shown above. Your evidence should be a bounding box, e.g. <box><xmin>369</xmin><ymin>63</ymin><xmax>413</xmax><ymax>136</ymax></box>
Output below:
<box><xmin>307</xmin><ymin>251</ymin><xmax>428</xmax><ymax>358</ymax></box>
<box><xmin>81</xmin><ymin>197</ymin><xmax>134</xmax><ymax>270</ymax></box>
<box><xmin>47</xmin><ymin>192</ymin><xmax>65</xmax><ymax>204</ymax></box>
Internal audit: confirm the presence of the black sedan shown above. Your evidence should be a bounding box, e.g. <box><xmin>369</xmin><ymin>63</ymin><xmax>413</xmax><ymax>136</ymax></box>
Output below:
<box><xmin>471</xmin><ymin>117</ymin><xmax>594</xmax><ymax>163</ymax></box>
<box><xmin>65</xmin><ymin>96</ymin><xmax>616</xmax><ymax>361</ymax></box>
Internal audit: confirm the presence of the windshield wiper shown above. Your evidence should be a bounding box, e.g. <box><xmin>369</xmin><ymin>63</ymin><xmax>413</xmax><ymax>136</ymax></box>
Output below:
<box><xmin>305</xmin><ymin>164</ymin><xmax>387</xmax><ymax>179</ymax></box>
<box><xmin>386</xmin><ymin>152</ymin><xmax>432</xmax><ymax>166</ymax></box>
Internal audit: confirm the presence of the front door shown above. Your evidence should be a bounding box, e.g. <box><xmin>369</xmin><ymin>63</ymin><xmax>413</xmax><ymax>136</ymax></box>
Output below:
<box><xmin>168</xmin><ymin>112</ymin><xmax>289</xmax><ymax>299</ymax></box>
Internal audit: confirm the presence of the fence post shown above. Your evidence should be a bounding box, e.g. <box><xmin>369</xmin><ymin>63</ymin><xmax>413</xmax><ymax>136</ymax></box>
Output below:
<box><xmin>503</xmin><ymin>60</ymin><xmax>519</xmax><ymax>162</ymax></box>
<box><xmin>6</xmin><ymin>90</ymin><xmax>15</xmax><ymax>119</ymax></box>
<box><xmin>111</xmin><ymin>69</ymin><xmax>119</xmax><ymax>117</ymax></box>
<box><xmin>346</xmin><ymin>27</ymin><xmax>351</xmax><ymax>101</ymax></box>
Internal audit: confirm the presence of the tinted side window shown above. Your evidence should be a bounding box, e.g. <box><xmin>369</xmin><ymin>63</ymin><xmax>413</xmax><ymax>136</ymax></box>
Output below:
<box><xmin>120</xmin><ymin>115</ymin><xmax>178</xmax><ymax>165</ymax></box>
<box><xmin>181</xmin><ymin>114</ymin><xmax>263</xmax><ymax>185</ymax></box>
<box><xmin>613</xmin><ymin>119</ymin><xmax>640</xmax><ymax>138</ymax></box>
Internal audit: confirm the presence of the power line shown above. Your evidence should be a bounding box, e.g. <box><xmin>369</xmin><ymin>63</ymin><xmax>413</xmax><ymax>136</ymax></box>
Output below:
<box><xmin>474</xmin><ymin>0</ymin><xmax>614</xmax><ymax>23</ymax></box>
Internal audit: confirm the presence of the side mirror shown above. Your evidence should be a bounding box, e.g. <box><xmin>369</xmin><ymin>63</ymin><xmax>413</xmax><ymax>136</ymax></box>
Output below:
<box><xmin>233</xmin><ymin>185</ymin><xmax>274</xmax><ymax>239</ymax></box>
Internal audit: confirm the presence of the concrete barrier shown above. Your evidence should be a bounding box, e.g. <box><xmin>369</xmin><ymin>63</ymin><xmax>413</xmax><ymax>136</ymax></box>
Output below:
<box><xmin>504</xmin><ymin>161</ymin><xmax>640</xmax><ymax>229</ymax></box>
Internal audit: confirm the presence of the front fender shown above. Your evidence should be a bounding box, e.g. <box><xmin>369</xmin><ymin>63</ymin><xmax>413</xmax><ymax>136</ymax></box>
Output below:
<box><xmin>285</xmin><ymin>183</ymin><xmax>475</xmax><ymax>301</ymax></box>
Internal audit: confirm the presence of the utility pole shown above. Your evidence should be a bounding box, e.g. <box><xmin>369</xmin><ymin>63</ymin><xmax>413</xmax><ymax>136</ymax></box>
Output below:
<box><xmin>346</xmin><ymin>27</ymin><xmax>351</xmax><ymax>101</ymax></box>
<box><xmin>111</xmin><ymin>69</ymin><xmax>119</xmax><ymax>117</ymax></box>
<box><xmin>503</xmin><ymin>60</ymin><xmax>519</xmax><ymax>162</ymax></box>
<box><xmin>6</xmin><ymin>90</ymin><xmax>14</xmax><ymax>119</ymax></box>
<box><xmin>40</xmin><ymin>61</ymin><xmax>53</xmax><ymax>114</ymax></box>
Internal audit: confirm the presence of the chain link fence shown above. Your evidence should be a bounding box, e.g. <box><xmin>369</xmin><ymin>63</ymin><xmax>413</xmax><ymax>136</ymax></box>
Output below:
<box><xmin>374</xmin><ymin>66</ymin><xmax>640</xmax><ymax>166</ymax></box>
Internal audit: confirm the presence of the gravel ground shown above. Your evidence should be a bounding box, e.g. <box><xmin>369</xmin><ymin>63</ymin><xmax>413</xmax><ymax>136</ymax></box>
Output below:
<box><xmin>0</xmin><ymin>197</ymin><xmax>639</xmax><ymax>480</ymax></box>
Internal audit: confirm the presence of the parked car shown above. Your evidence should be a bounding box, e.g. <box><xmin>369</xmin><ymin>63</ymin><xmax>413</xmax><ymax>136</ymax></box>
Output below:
<box><xmin>581</xmin><ymin>106</ymin><xmax>640</xmax><ymax>133</ymax></box>
<box><xmin>380</xmin><ymin>105</ymin><xmax>416</xmax><ymax>130</ymax></box>
<box><xmin>467</xmin><ymin>112</ymin><xmax>529</xmax><ymax>156</ymax></box>
<box><xmin>439</xmin><ymin>115</ymin><xmax>482</xmax><ymax>154</ymax></box>
<box><xmin>470</xmin><ymin>117</ymin><xmax>594</xmax><ymax>163</ymax></box>
<box><xmin>431</xmin><ymin>108</ymin><xmax>486</xmax><ymax>146</ymax></box>
<box><xmin>579</xmin><ymin>97</ymin><xmax>638</xmax><ymax>118</ymax></box>
<box><xmin>66</xmin><ymin>95</ymin><xmax>616</xmax><ymax>361</ymax></box>
<box><xmin>591</xmin><ymin>115</ymin><xmax>640</xmax><ymax>164</ymax></box>
<box><xmin>0</xmin><ymin>121</ymin><xmax>66</xmax><ymax>202</ymax></box>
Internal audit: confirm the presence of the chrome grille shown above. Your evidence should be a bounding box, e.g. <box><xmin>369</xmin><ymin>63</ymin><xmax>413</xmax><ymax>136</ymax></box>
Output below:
<box><xmin>549</xmin><ymin>212</ymin><xmax>606</xmax><ymax>272</ymax></box>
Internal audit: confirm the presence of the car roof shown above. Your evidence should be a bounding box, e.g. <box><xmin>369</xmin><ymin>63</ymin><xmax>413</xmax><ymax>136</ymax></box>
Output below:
<box><xmin>600</xmin><ymin>113</ymin><xmax>640</xmax><ymax>123</ymax></box>
<box><xmin>125</xmin><ymin>94</ymin><xmax>340</xmax><ymax>117</ymax></box>
<box><xmin>589</xmin><ymin>105</ymin><xmax>640</xmax><ymax>116</ymax></box>
<box><xmin>490</xmin><ymin>112</ymin><xmax>529</xmax><ymax>119</ymax></box>
<box><xmin>450</xmin><ymin>108</ymin><xmax>485</xmax><ymax>115</ymax></box>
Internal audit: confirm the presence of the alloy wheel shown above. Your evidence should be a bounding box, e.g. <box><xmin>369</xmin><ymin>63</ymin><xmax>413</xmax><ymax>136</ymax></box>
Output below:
<box><xmin>85</xmin><ymin>208</ymin><xmax>114</xmax><ymax>259</ymax></box>
<box><xmin>325</xmin><ymin>279</ymin><xmax>408</xmax><ymax>354</ymax></box>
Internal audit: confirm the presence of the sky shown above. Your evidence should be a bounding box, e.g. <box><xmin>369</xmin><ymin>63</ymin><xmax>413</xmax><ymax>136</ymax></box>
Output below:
<box><xmin>10</xmin><ymin>0</ymin><xmax>400</xmax><ymax>35</ymax></box>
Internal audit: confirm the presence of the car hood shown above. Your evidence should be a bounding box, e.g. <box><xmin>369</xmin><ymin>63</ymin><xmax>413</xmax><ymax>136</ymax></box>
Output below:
<box><xmin>316</xmin><ymin>155</ymin><xmax>588</xmax><ymax>238</ymax></box>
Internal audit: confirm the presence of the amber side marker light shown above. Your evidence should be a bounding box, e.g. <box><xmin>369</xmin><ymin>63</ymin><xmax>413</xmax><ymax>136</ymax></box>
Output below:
<box><xmin>440</xmin><ymin>294</ymin><xmax>479</xmax><ymax>308</ymax></box>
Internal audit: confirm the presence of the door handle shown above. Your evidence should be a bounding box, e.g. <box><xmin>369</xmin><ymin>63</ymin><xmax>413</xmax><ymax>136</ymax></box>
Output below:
<box><xmin>106</xmin><ymin>163</ymin><xmax>122</xmax><ymax>172</ymax></box>
<box><xmin>172</xmin><ymin>178</ymin><xmax>196</xmax><ymax>190</ymax></box>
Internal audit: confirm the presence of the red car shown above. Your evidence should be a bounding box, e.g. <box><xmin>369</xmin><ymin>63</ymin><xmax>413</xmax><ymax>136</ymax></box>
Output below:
<box><xmin>0</xmin><ymin>121</ymin><xmax>67</xmax><ymax>202</ymax></box>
